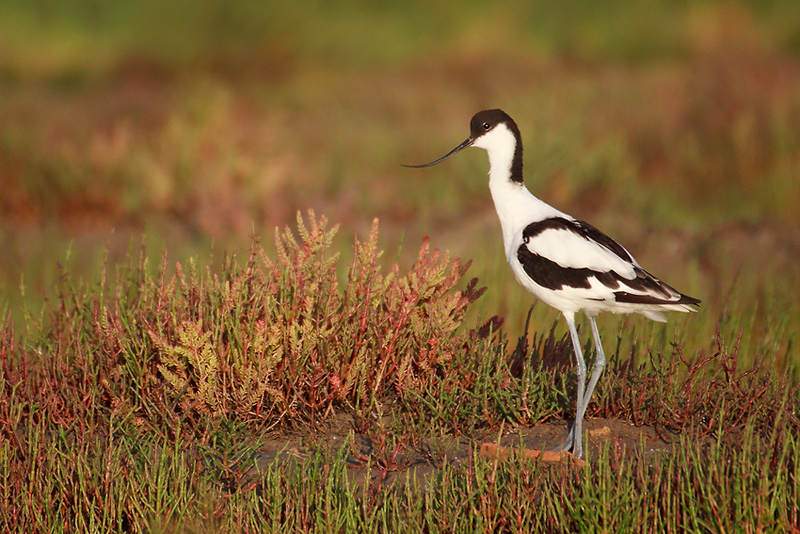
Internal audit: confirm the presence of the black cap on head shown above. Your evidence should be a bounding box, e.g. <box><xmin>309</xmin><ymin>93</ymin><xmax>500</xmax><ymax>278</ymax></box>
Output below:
<box><xmin>469</xmin><ymin>109</ymin><xmax>513</xmax><ymax>138</ymax></box>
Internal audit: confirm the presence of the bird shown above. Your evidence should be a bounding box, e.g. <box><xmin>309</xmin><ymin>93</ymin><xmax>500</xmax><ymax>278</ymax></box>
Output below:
<box><xmin>404</xmin><ymin>109</ymin><xmax>699</xmax><ymax>459</ymax></box>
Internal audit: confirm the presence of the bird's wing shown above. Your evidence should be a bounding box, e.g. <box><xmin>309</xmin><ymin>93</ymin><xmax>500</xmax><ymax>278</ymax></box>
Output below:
<box><xmin>517</xmin><ymin>217</ymin><xmax>698</xmax><ymax>309</ymax></box>
<box><xmin>521</xmin><ymin>217</ymin><xmax>637</xmax><ymax>279</ymax></box>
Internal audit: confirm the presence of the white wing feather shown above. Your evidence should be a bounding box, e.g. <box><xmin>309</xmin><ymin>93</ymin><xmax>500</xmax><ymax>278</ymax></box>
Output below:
<box><xmin>524</xmin><ymin>227</ymin><xmax>638</xmax><ymax>279</ymax></box>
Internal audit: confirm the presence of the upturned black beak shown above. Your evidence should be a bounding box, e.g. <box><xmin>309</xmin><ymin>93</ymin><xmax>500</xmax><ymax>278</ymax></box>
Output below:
<box><xmin>402</xmin><ymin>137</ymin><xmax>474</xmax><ymax>168</ymax></box>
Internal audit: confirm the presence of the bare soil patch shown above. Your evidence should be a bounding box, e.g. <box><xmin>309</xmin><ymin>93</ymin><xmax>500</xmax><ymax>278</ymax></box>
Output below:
<box><xmin>232</xmin><ymin>416</ymin><xmax>671</xmax><ymax>493</ymax></box>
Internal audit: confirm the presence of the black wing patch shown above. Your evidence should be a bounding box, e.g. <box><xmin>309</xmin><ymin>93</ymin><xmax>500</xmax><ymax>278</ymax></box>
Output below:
<box><xmin>614</xmin><ymin>290</ymin><xmax>700</xmax><ymax>306</ymax></box>
<box><xmin>516</xmin><ymin>245</ymin><xmax>617</xmax><ymax>291</ymax></box>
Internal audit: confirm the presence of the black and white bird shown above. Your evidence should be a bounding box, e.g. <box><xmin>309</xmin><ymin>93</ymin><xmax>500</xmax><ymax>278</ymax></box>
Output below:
<box><xmin>405</xmin><ymin>109</ymin><xmax>699</xmax><ymax>459</ymax></box>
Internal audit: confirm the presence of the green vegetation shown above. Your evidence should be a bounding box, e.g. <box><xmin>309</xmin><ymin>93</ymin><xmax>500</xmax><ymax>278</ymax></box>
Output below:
<box><xmin>1</xmin><ymin>1</ymin><xmax>798</xmax><ymax>532</ymax></box>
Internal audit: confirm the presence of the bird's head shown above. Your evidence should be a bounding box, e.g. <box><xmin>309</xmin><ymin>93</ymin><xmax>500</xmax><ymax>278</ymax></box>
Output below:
<box><xmin>403</xmin><ymin>109</ymin><xmax>522</xmax><ymax>180</ymax></box>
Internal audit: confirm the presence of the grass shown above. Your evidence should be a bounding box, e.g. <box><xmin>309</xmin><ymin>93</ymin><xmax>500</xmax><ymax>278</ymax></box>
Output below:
<box><xmin>1</xmin><ymin>1</ymin><xmax>799</xmax><ymax>532</ymax></box>
<box><xmin>2</xmin><ymin>212</ymin><xmax>798</xmax><ymax>532</ymax></box>
<box><xmin>4</xmin><ymin>427</ymin><xmax>796</xmax><ymax>532</ymax></box>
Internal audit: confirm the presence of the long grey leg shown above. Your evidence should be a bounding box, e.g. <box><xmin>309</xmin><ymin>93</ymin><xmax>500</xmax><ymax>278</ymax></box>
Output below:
<box><xmin>563</xmin><ymin>312</ymin><xmax>586</xmax><ymax>459</ymax></box>
<box><xmin>577</xmin><ymin>315</ymin><xmax>607</xmax><ymax>421</ymax></box>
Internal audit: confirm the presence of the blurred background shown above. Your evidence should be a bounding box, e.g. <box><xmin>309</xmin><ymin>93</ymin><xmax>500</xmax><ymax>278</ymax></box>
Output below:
<box><xmin>1</xmin><ymin>0</ymin><xmax>798</xmax><ymax>355</ymax></box>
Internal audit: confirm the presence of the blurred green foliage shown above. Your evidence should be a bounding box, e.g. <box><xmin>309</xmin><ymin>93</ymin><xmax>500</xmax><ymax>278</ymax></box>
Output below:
<box><xmin>2</xmin><ymin>0</ymin><xmax>800</xmax><ymax>78</ymax></box>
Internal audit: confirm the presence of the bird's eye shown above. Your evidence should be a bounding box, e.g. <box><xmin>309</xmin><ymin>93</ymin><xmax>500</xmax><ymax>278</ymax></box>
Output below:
<box><xmin>482</xmin><ymin>122</ymin><xmax>491</xmax><ymax>130</ymax></box>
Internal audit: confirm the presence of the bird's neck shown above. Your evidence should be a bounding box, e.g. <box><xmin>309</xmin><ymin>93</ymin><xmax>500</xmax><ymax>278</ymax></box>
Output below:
<box><xmin>486</xmin><ymin>139</ymin><xmax>531</xmax><ymax>221</ymax></box>
<box><xmin>487</xmin><ymin>142</ymin><xmax>564</xmax><ymax>255</ymax></box>
<box><xmin>485</xmin><ymin>134</ymin><xmax>524</xmax><ymax>186</ymax></box>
